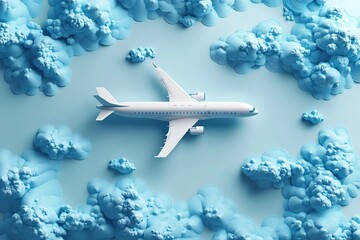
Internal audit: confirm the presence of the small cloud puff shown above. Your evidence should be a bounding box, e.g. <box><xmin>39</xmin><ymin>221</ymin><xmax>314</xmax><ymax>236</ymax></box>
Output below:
<box><xmin>33</xmin><ymin>125</ymin><xmax>91</xmax><ymax>160</ymax></box>
<box><xmin>302</xmin><ymin>110</ymin><xmax>324</xmax><ymax>125</ymax></box>
<box><xmin>108</xmin><ymin>157</ymin><xmax>136</xmax><ymax>174</ymax></box>
<box><xmin>126</xmin><ymin>47</ymin><xmax>155</xmax><ymax>63</ymax></box>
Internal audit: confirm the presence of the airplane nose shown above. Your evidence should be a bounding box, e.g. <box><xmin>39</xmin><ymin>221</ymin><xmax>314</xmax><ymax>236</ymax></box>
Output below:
<box><xmin>249</xmin><ymin>107</ymin><xmax>259</xmax><ymax>115</ymax></box>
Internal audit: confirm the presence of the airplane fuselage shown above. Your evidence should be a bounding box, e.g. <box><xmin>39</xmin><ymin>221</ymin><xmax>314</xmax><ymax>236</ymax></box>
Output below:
<box><xmin>98</xmin><ymin>101</ymin><xmax>258</xmax><ymax>121</ymax></box>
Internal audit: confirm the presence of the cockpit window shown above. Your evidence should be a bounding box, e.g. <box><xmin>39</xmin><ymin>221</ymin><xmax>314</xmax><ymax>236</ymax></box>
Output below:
<box><xmin>249</xmin><ymin>107</ymin><xmax>256</xmax><ymax>113</ymax></box>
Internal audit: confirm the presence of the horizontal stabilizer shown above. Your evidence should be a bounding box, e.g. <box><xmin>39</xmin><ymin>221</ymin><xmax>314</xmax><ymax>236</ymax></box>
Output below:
<box><xmin>96</xmin><ymin>110</ymin><xmax>114</xmax><ymax>121</ymax></box>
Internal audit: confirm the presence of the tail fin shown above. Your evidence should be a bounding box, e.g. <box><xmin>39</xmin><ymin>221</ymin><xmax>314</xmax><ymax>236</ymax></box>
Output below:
<box><xmin>94</xmin><ymin>87</ymin><xmax>121</xmax><ymax>121</ymax></box>
<box><xmin>94</xmin><ymin>87</ymin><xmax>119</xmax><ymax>107</ymax></box>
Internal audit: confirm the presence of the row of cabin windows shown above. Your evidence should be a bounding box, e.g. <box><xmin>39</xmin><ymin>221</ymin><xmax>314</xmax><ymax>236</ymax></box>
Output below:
<box><xmin>134</xmin><ymin>112</ymin><xmax>237</xmax><ymax>115</ymax></box>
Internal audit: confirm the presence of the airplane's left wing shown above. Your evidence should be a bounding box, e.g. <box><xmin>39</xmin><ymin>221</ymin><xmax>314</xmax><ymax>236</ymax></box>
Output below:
<box><xmin>153</xmin><ymin>64</ymin><xmax>196</xmax><ymax>102</ymax></box>
<box><xmin>155</xmin><ymin>118</ymin><xmax>198</xmax><ymax>158</ymax></box>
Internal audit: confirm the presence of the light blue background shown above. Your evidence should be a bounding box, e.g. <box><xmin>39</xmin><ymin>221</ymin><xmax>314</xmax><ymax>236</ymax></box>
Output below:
<box><xmin>0</xmin><ymin>0</ymin><xmax>359</xmax><ymax>227</ymax></box>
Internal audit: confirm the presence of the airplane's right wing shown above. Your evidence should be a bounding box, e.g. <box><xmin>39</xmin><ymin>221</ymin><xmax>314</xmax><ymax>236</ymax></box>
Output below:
<box><xmin>153</xmin><ymin>64</ymin><xmax>196</xmax><ymax>102</ymax></box>
<box><xmin>155</xmin><ymin>118</ymin><xmax>198</xmax><ymax>158</ymax></box>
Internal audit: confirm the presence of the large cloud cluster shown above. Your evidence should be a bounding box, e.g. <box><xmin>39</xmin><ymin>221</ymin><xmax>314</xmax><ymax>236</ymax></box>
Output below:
<box><xmin>0</xmin><ymin>0</ymin><xmax>285</xmax><ymax>96</ymax></box>
<box><xmin>4</xmin><ymin>0</ymin><xmax>356</xmax><ymax>98</ymax></box>
<box><xmin>0</xmin><ymin>20</ymin><xmax>73</xmax><ymax>96</ymax></box>
<box><xmin>87</xmin><ymin>178</ymin><xmax>204</xmax><ymax>239</ymax></box>
<box><xmin>211</xmin><ymin>4</ymin><xmax>360</xmax><ymax>100</ymax></box>
<box><xmin>2</xmin><ymin>124</ymin><xmax>360</xmax><ymax>239</ymax></box>
<box><xmin>242</xmin><ymin>127</ymin><xmax>360</xmax><ymax>239</ymax></box>
<box><xmin>0</xmin><ymin>0</ymin><xmax>74</xmax><ymax>96</ymax></box>
<box><xmin>0</xmin><ymin>124</ymin><xmax>290</xmax><ymax>240</ymax></box>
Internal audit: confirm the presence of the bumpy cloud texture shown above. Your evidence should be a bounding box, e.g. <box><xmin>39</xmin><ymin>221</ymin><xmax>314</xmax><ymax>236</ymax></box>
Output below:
<box><xmin>302</xmin><ymin>110</ymin><xmax>324</xmax><ymax>125</ymax></box>
<box><xmin>108</xmin><ymin>157</ymin><xmax>136</xmax><ymax>174</ymax></box>
<box><xmin>0</xmin><ymin>20</ymin><xmax>73</xmax><ymax>96</ymax></box>
<box><xmin>211</xmin><ymin>4</ymin><xmax>360</xmax><ymax>100</ymax></box>
<box><xmin>126</xmin><ymin>47</ymin><xmax>155</xmax><ymax>63</ymax></box>
<box><xmin>0</xmin><ymin>126</ymin><xmax>233</xmax><ymax>239</ymax></box>
<box><xmin>33</xmin><ymin>125</ymin><xmax>91</xmax><ymax>160</ymax></box>
<box><xmin>2</xmin><ymin>0</ymin><xmax>357</xmax><ymax>99</ymax></box>
<box><xmin>1</xmin><ymin>0</ymin><xmax>328</xmax><ymax>97</ymax></box>
<box><xmin>1</xmin><ymin>125</ymin><xmax>360</xmax><ymax>239</ymax></box>
<box><xmin>242</xmin><ymin>127</ymin><xmax>360</xmax><ymax>239</ymax></box>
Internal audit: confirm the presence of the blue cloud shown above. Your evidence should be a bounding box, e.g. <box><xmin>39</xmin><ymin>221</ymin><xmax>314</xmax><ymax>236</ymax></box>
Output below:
<box><xmin>33</xmin><ymin>125</ymin><xmax>91</xmax><ymax>160</ymax></box>
<box><xmin>108</xmin><ymin>157</ymin><xmax>136</xmax><ymax>174</ymax></box>
<box><xmin>126</xmin><ymin>47</ymin><xmax>155</xmax><ymax>63</ymax></box>
<box><xmin>243</xmin><ymin>127</ymin><xmax>360</xmax><ymax>239</ymax></box>
<box><xmin>1</xmin><ymin>125</ymin><xmax>360</xmax><ymax>239</ymax></box>
<box><xmin>0</xmin><ymin>0</ymin><xmax>284</xmax><ymax>96</ymax></box>
<box><xmin>211</xmin><ymin>4</ymin><xmax>360</xmax><ymax>100</ymax></box>
<box><xmin>302</xmin><ymin>110</ymin><xmax>324</xmax><ymax>125</ymax></box>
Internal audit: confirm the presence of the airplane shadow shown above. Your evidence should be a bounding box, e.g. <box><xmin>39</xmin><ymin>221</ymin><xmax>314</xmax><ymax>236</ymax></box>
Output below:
<box><xmin>86</xmin><ymin>105</ymin><xmax>246</xmax><ymax>163</ymax></box>
<box><xmin>92</xmin><ymin>107</ymin><xmax>243</xmax><ymax>127</ymax></box>
<box><xmin>182</xmin><ymin>118</ymin><xmax>242</xmax><ymax>141</ymax></box>
<box><xmin>83</xmin><ymin>112</ymin><xmax>165</xmax><ymax>138</ymax></box>
<box><xmin>120</xmin><ymin>62</ymin><xmax>169</xmax><ymax>102</ymax></box>
<box><xmin>300</xmin><ymin>118</ymin><xmax>322</xmax><ymax>128</ymax></box>
<box><xmin>199</xmin><ymin>118</ymin><xmax>241</xmax><ymax>128</ymax></box>
<box><xmin>89</xmin><ymin>111</ymin><xmax>245</xmax><ymax>141</ymax></box>
<box><xmin>98</xmin><ymin>113</ymin><xmax>164</xmax><ymax>127</ymax></box>
<box><xmin>148</xmin><ymin>74</ymin><xmax>168</xmax><ymax>102</ymax></box>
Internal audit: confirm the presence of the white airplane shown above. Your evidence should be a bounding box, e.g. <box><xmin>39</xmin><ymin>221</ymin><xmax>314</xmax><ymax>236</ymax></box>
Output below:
<box><xmin>95</xmin><ymin>64</ymin><xmax>258</xmax><ymax>158</ymax></box>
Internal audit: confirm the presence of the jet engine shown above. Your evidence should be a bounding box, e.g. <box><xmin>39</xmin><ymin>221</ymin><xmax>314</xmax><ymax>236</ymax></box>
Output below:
<box><xmin>189</xmin><ymin>126</ymin><xmax>204</xmax><ymax>135</ymax></box>
<box><xmin>190</xmin><ymin>92</ymin><xmax>205</xmax><ymax>101</ymax></box>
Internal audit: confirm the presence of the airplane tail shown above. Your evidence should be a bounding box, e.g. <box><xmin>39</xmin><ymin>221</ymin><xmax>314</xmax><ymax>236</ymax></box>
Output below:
<box><xmin>94</xmin><ymin>87</ymin><xmax>124</xmax><ymax>121</ymax></box>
